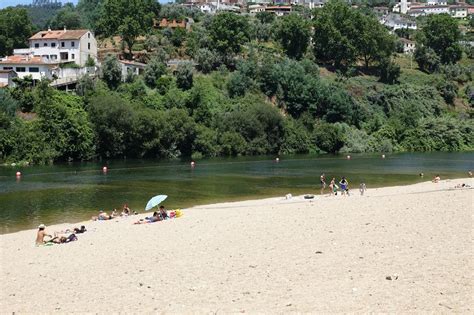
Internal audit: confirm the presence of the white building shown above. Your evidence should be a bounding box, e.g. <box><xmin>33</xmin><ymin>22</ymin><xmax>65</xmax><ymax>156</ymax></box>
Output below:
<box><xmin>381</xmin><ymin>14</ymin><xmax>417</xmax><ymax>30</ymax></box>
<box><xmin>400</xmin><ymin>38</ymin><xmax>416</xmax><ymax>54</ymax></box>
<box><xmin>0</xmin><ymin>55</ymin><xmax>57</xmax><ymax>80</ymax></box>
<box><xmin>249</xmin><ymin>4</ymin><xmax>266</xmax><ymax>14</ymax></box>
<box><xmin>449</xmin><ymin>5</ymin><xmax>470</xmax><ymax>18</ymax></box>
<box><xmin>119</xmin><ymin>60</ymin><xmax>146</xmax><ymax>81</ymax></box>
<box><xmin>25</xmin><ymin>28</ymin><xmax>97</xmax><ymax>67</ymax></box>
<box><xmin>0</xmin><ymin>28</ymin><xmax>97</xmax><ymax>81</ymax></box>
<box><xmin>408</xmin><ymin>5</ymin><xmax>450</xmax><ymax>17</ymax></box>
<box><xmin>427</xmin><ymin>0</ymin><xmax>447</xmax><ymax>5</ymax></box>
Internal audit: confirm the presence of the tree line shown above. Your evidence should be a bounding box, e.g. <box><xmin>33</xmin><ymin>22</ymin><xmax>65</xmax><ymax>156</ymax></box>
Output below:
<box><xmin>0</xmin><ymin>0</ymin><xmax>473</xmax><ymax>164</ymax></box>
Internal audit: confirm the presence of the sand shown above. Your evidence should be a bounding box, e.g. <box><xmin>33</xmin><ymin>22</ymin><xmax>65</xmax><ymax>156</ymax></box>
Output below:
<box><xmin>1</xmin><ymin>178</ymin><xmax>473</xmax><ymax>313</ymax></box>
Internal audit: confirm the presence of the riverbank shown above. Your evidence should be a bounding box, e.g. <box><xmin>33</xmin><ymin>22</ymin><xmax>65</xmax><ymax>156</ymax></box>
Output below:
<box><xmin>1</xmin><ymin>178</ymin><xmax>472</xmax><ymax>313</ymax></box>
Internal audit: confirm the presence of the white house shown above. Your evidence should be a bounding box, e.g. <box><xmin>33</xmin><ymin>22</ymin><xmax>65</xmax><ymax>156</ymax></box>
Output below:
<box><xmin>118</xmin><ymin>60</ymin><xmax>146</xmax><ymax>81</ymax></box>
<box><xmin>427</xmin><ymin>0</ymin><xmax>447</xmax><ymax>6</ymax></box>
<box><xmin>249</xmin><ymin>4</ymin><xmax>266</xmax><ymax>14</ymax></box>
<box><xmin>25</xmin><ymin>28</ymin><xmax>97</xmax><ymax>67</ymax></box>
<box><xmin>0</xmin><ymin>55</ymin><xmax>57</xmax><ymax>80</ymax></box>
<box><xmin>0</xmin><ymin>70</ymin><xmax>18</xmax><ymax>88</ymax></box>
<box><xmin>382</xmin><ymin>14</ymin><xmax>417</xmax><ymax>30</ymax></box>
<box><xmin>400</xmin><ymin>38</ymin><xmax>416</xmax><ymax>54</ymax></box>
<box><xmin>449</xmin><ymin>5</ymin><xmax>470</xmax><ymax>18</ymax></box>
<box><xmin>408</xmin><ymin>5</ymin><xmax>450</xmax><ymax>17</ymax></box>
<box><xmin>0</xmin><ymin>28</ymin><xmax>97</xmax><ymax>81</ymax></box>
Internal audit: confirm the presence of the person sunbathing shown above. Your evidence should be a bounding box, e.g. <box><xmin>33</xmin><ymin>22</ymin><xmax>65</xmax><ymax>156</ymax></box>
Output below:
<box><xmin>134</xmin><ymin>212</ymin><xmax>160</xmax><ymax>224</ymax></box>
<box><xmin>91</xmin><ymin>211</ymin><xmax>113</xmax><ymax>221</ymax></box>
<box><xmin>48</xmin><ymin>234</ymin><xmax>78</xmax><ymax>244</ymax></box>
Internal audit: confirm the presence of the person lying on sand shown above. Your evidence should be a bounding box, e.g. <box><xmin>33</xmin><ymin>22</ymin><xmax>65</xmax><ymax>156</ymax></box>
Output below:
<box><xmin>54</xmin><ymin>225</ymin><xmax>87</xmax><ymax>236</ymax></box>
<box><xmin>35</xmin><ymin>224</ymin><xmax>53</xmax><ymax>245</ymax></box>
<box><xmin>91</xmin><ymin>211</ymin><xmax>114</xmax><ymax>221</ymax></box>
<box><xmin>454</xmin><ymin>183</ymin><xmax>471</xmax><ymax>188</ymax></box>
<box><xmin>48</xmin><ymin>234</ymin><xmax>78</xmax><ymax>244</ymax></box>
<box><xmin>134</xmin><ymin>211</ymin><xmax>161</xmax><ymax>224</ymax></box>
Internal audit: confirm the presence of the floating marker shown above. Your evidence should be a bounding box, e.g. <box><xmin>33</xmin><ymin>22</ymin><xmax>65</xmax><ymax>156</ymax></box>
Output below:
<box><xmin>275</xmin><ymin>157</ymin><xmax>280</xmax><ymax>162</ymax></box>
<box><xmin>190</xmin><ymin>161</ymin><xmax>195</xmax><ymax>167</ymax></box>
<box><xmin>382</xmin><ymin>154</ymin><xmax>386</xmax><ymax>159</ymax></box>
<box><xmin>347</xmin><ymin>155</ymin><xmax>351</xmax><ymax>160</ymax></box>
<box><xmin>15</xmin><ymin>171</ymin><xmax>21</xmax><ymax>177</ymax></box>
<box><xmin>102</xmin><ymin>166</ymin><xmax>108</xmax><ymax>172</ymax></box>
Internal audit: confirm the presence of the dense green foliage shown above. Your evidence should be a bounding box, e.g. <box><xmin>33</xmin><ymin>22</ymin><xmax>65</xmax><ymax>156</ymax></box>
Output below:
<box><xmin>0</xmin><ymin>7</ymin><xmax>34</xmax><ymax>57</ymax></box>
<box><xmin>0</xmin><ymin>1</ymin><xmax>472</xmax><ymax>165</ymax></box>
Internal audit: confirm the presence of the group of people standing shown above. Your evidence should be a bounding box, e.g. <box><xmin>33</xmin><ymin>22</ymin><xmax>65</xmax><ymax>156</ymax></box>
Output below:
<box><xmin>319</xmin><ymin>173</ymin><xmax>366</xmax><ymax>196</ymax></box>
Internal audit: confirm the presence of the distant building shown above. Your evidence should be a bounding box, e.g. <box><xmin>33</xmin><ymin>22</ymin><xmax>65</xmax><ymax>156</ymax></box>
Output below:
<box><xmin>26</xmin><ymin>28</ymin><xmax>97</xmax><ymax>67</ymax></box>
<box><xmin>0</xmin><ymin>28</ymin><xmax>97</xmax><ymax>81</ymax></box>
<box><xmin>119</xmin><ymin>60</ymin><xmax>146</xmax><ymax>81</ymax></box>
<box><xmin>400</xmin><ymin>38</ymin><xmax>416</xmax><ymax>54</ymax></box>
<box><xmin>0</xmin><ymin>70</ymin><xmax>18</xmax><ymax>88</ymax></box>
<box><xmin>249</xmin><ymin>4</ymin><xmax>266</xmax><ymax>14</ymax></box>
<box><xmin>265</xmin><ymin>5</ymin><xmax>292</xmax><ymax>16</ymax></box>
<box><xmin>408</xmin><ymin>5</ymin><xmax>449</xmax><ymax>17</ymax></box>
<box><xmin>381</xmin><ymin>14</ymin><xmax>417</xmax><ymax>30</ymax></box>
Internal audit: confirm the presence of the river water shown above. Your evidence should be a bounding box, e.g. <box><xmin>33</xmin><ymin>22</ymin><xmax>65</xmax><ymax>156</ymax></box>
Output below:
<box><xmin>0</xmin><ymin>152</ymin><xmax>472</xmax><ymax>234</ymax></box>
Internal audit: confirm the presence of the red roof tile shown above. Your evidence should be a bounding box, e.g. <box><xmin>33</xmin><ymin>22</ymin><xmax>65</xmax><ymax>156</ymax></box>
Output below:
<box><xmin>29</xmin><ymin>29</ymin><xmax>89</xmax><ymax>40</ymax></box>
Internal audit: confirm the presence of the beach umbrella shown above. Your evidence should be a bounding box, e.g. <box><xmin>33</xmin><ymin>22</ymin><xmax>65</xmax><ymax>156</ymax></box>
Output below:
<box><xmin>145</xmin><ymin>195</ymin><xmax>168</xmax><ymax>211</ymax></box>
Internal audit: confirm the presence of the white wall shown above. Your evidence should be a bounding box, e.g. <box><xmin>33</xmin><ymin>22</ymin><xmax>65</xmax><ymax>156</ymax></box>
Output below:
<box><xmin>0</xmin><ymin>64</ymin><xmax>53</xmax><ymax>80</ymax></box>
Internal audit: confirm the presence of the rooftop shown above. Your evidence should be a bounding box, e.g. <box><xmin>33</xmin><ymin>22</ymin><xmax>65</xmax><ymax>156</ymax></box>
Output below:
<box><xmin>0</xmin><ymin>55</ymin><xmax>57</xmax><ymax>65</ymax></box>
<box><xmin>29</xmin><ymin>29</ymin><xmax>89</xmax><ymax>41</ymax></box>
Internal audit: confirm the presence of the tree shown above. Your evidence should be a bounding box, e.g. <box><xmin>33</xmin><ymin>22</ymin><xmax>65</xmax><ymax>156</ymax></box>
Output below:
<box><xmin>313</xmin><ymin>122</ymin><xmax>345</xmax><ymax>153</ymax></box>
<box><xmin>313</xmin><ymin>0</ymin><xmax>358</xmax><ymax>68</ymax></box>
<box><xmin>0</xmin><ymin>7</ymin><xmax>34</xmax><ymax>57</ymax></box>
<box><xmin>48</xmin><ymin>4</ymin><xmax>82</xmax><ymax>29</ymax></box>
<box><xmin>77</xmin><ymin>0</ymin><xmax>103</xmax><ymax>30</ymax></box>
<box><xmin>414</xmin><ymin>46</ymin><xmax>440</xmax><ymax>73</ymax></box>
<box><xmin>176</xmin><ymin>62</ymin><xmax>194</xmax><ymax>90</ymax></box>
<box><xmin>378</xmin><ymin>58</ymin><xmax>400</xmax><ymax>84</ymax></box>
<box><xmin>97</xmin><ymin>0</ymin><xmax>159</xmax><ymax>58</ymax></box>
<box><xmin>144</xmin><ymin>57</ymin><xmax>167</xmax><ymax>89</ymax></box>
<box><xmin>208</xmin><ymin>12</ymin><xmax>250</xmax><ymax>57</ymax></box>
<box><xmin>273</xmin><ymin>13</ymin><xmax>311</xmax><ymax>60</ymax></box>
<box><xmin>256</xmin><ymin>11</ymin><xmax>275</xmax><ymax>24</ymax></box>
<box><xmin>416</xmin><ymin>14</ymin><xmax>462</xmax><ymax>65</ymax></box>
<box><xmin>101</xmin><ymin>55</ymin><xmax>122</xmax><ymax>89</ymax></box>
<box><xmin>194</xmin><ymin>48</ymin><xmax>220</xmax><ymax>73</ymax></box>
<box><xmin>313</xmin><ymin>0</ymin><xmax>395</xmax><ymax>69</ymax></box>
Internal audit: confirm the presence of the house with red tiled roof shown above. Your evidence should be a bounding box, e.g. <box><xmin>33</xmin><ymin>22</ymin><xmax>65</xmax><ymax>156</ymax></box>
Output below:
<box><xmin>0</xmin><ymin>28</ymin><xmax>97</xmax><ymax>81</ymax></box>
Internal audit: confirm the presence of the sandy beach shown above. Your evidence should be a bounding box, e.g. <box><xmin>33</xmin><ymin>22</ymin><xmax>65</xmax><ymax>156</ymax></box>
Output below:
<box><xmin>1</xmin><ymin>178</ymin><xmax>473</xmax><ymax>313</ymax></box>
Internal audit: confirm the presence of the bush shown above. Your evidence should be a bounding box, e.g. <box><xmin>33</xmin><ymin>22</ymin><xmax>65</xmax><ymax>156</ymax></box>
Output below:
<box><xmin>312</xmin><ymin>121</ymin><xmax>345</xmax><ymax>153</ymax></box>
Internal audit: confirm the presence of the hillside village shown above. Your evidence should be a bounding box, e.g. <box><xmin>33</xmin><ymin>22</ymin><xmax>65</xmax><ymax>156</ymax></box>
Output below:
<box><xmin>0</xmin><ymin>0</ymin><xmax>472</xmax><ymax>89</ymax></box>
<box><xmin>0</xmin><ymin>0</ymin><xmax>472</xmax><ymax>164</ymax></box>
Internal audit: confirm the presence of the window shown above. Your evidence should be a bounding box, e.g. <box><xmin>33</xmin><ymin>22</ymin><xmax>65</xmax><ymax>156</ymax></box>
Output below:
<box><xmin>15</xmin><ymin>67</ymin><xmax>26</xmax><ymax>72</ymax></box>
<box><xmin>51</xmin><ymin>43</ymin><xmax>56</xmax><ymax>47</ymax></box>
<box><xmin>44</xmin><ymin>43</ymin><xmax>48</xmax><ymax>47</ymax></box>
<box><xmin>88</xmin><ymin>33</ymin><xmax>90</xmax><ymax>39</ymax></box>
<box><xmin>71</xmin><ymin>41</ymin><xmax>75</xmax><ymax>47</ymax></box>
<box><xmin>3</xmin><ymin>67</ymin><xmax>13</xmax><ymax>70</ymax></box>
<box><xmin>88</xmin><ymin>43</ymin><xmax>90</xmax><ymax>50</ymax></box>
<box><xmin>61</xmin><ymin>42</ymin><xmax>65</xmax><ymax>47</ymax></box>
<box><xmin>71</xmin><ymin>54</ymin><xmax>75</xmax><ymax>59</ymax></box>
<box><xmin>34</xmin><ymin>43</ymin><xmax>39</xmax><ymax>48</ymax></box>
<box><xmin>29</xmin><ymin>67</ymin><xmax>39</xmax><ymax>72</ymax></box>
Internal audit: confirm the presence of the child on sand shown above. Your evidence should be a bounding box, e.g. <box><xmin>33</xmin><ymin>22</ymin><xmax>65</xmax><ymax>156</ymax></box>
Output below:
<box><xmin>328</xmin><ymin>178</ymin><xmax>336</xmax><ymax>196</ymax></box>
<box><xmin>359</xmin><ymin>183</ymin><xmax>367</xmax><ymax>196</ymax></box>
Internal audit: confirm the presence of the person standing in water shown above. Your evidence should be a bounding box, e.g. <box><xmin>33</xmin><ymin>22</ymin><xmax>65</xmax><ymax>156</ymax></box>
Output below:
<box><xmin>320</xmin><ymin>173</ymin><xmax>326</xmax><ymax>195</ymax></box>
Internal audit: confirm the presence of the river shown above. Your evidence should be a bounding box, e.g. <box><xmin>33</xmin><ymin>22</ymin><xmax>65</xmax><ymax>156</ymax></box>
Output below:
<box><xmin>0</xmin><ymin>152</ymin><xmax>472</xmax><ymax>234</ymax></box>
